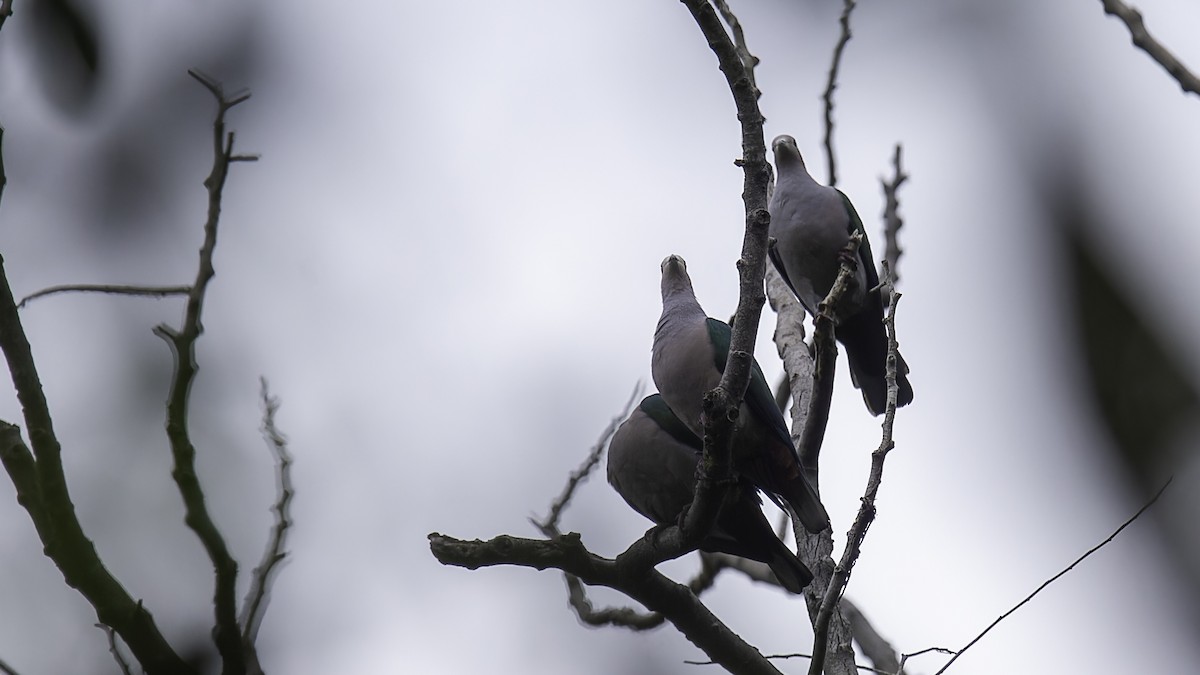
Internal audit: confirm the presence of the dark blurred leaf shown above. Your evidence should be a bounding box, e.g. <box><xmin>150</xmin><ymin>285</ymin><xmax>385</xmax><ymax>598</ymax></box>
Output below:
<box><xmin>28</xmin><ymin>0</ymin><xmax>102</xmax><ymax>115</ymax></box>
<box><xmin>1039</xmin><ymin>109</ymin><xmax>1200</xmax><ymax>644</ymax></box>
<box><xmin>1063</xmin><ymin>207</ymin><xmax>1199</xmax><ymax>490</ymax></box>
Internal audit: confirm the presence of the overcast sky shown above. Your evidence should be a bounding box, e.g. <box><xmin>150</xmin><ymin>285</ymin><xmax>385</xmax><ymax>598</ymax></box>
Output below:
<box><xmin>1</xmin><ymin>1</ymin><xmax>1199</xmax><ymax>673</ymax></box>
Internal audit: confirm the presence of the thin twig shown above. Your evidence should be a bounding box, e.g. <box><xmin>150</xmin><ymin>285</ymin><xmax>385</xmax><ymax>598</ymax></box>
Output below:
<box><xmin>879</xmin><ymin>144</ymin><xmax>907</xmax><ymax>295</ymax></box>
<box><xmin>809</xmin><ymin>273</ymin><xmax>902</xmax><ymax>675</ymax></box>
<box><xmin>699</xmin><ymin>551</ymin><xmax>789</xmax><ymax>591</ymax></box>
<box><xmin>0</xmin><ymin>657</ymin><xmax>19</xmax><ymax>675</ymax></box>
<box><xmin>899</xmin><ymin>646</ymin><xmax>955</xmax><ymax>671</ymax></box>
<box><xmin>239</xmin><ymin>378</ymin><xmax>294</xmax><ymax>649</ymax></box>
<box><xmin>822</xmin><ymin>0</ymin><xmax>857</xmax><ymax>187</ymax></box>
<box><xmin>0</xmin><ymin>127</ymin><xmax>7</xmax><ymax>207</ymax></box>
<box><xmin>533</xmin><ymin>383</ymin><xmax>641</xmax><ymax>534</ymax></box>
<box><xmin>18</xmin><ymin>284</ymin><xmax>191</xmax><ymax>309</ymax></box>
<box><xmin>97</xmin><ymin>624</ymin><xmax>134</xmax><ymax>675</ymax></box>
<box><xmin>1099</xmin><ymin>0</ymin><xmax>1200</xmax><ymax>97</ymax></box>
<box><xmin>152</xmin><ymin>72</ymin><xmax>255</xmax><ymax>674</ymax></box>
<box><xmin>560</xmin><ymin>577</ymin><xmax>666</xmax><ymax>630</ymax></box>
<box><xmin>531</xmin><ymin>385</ymin><xmax>663</xmax><ymax>630</ymax></box>
<box><xmin>532</xmin><ymin>391</ymin><xmax>724</xmax><ymax>631</ymax></box>
<box><xmin>933</xmin><ymin>477</ymin><xmax>1172</xmax><ymax>674</ymax></box>
<box><xmin>687</xmin><ymin>652</ymin><xmax>887</xmax><ymax>674</ymax></box>
<box><xmin>547</xmin><ymin>549</ymin><xmax>717</xmax><ymax>632</ymax></box>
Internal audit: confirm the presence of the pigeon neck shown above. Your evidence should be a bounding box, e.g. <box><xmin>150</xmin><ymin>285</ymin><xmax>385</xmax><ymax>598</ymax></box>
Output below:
<box><xmin>780</xmin><ymin>162</ymin><xmax>818</xmax><ymax>188</ymax></box>
<box><xmin>657</xmin><ymin>274</ymin><xmax>701</xmax><ymax>333</ymax></box>
<box><xmin>661</xmin><ymin>270</ymin><xmax>693</xmax><ymax>297</ymax></box>
<box><xmin>775</xmin><ymin>148</ymin><xmax>819</xmax><ymax>186</ymax></box>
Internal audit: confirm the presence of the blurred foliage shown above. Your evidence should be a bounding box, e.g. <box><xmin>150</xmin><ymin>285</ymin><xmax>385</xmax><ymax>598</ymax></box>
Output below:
<box><xmin>27</xmin><ymin>0</ymin><xmax>102</xmax><ymax>115</ymax></box>
<box><xmin>1060</xmin><ymin>197</ymin><xmax>1198</xmax><ymax>491</ymax></box>
<box><xmin>1055</xmin><ymin>169</ymin><xmax>1200</xmax><ymax>616</ymax></box>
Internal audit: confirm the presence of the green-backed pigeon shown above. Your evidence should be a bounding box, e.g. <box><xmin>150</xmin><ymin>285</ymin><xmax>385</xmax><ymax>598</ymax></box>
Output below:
<box><xmin>607</xmin><ymin>394</ymin><xmax>813</xmax><ymax>593</ymax></box>
<box><xmin>651</xmin><ymin>255</ymin><xmax>829</xmax><ymax>533</ymax></box>
<box><xmin>767</xmin><ymin>134</ymin><xmax>913</xmax><ymax>415</ymax></box>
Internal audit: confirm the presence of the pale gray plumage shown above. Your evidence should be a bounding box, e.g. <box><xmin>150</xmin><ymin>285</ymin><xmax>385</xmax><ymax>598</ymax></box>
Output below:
<box><xmin>650</xmin><ymin>255</ymin><xmax>829</xmax><ymax>533</ymax></box>
<box><xmin>768</xmin><ymin>134</ymin><xmax>913</xmax><ymax>415</ymax></box>
<box><xmin>607</xmin><ymin>394</ymin><xmax>813</xmax><ymax>593</ymax></box>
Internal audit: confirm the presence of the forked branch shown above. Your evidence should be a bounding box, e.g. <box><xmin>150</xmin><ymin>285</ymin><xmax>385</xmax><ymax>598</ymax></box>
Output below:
<box><xmin>152</xmin><ymin>70</ymin><xmax>257</xmax><ymax>674</ymax></box>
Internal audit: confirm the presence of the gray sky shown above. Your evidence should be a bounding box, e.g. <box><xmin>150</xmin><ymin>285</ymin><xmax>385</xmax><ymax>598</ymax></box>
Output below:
<box><xmin>1</xmin><ymin>1</ymin><xmax>1199</xmax><ymax>673</ymax></box>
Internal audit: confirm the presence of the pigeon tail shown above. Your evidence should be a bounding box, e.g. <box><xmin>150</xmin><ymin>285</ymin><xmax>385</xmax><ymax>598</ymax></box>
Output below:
<box><xmin>762</xmin><ymin>538</ymin><xmax>814</xmax><ymax>593</ymax></box>
<box><xmin>781</xmin><ymin>478</ymin><xmax>831</xmax><ymax>534</ymax></box>
<box><xmin>745</xmin><ymin>447</ymin><xmax>829</xmax><ymax>534</ymax></box>
<box><xmin>837</xmin><ymin>304</ymin><xmax>914</xmax><ymax>416</ymax></box>
<box><xmin>703</xmin><ymin>486</ymin><xmax>814</xmax><ymax>593</ymax></box>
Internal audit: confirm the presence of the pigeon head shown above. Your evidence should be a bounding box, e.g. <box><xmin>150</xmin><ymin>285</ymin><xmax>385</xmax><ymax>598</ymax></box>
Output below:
<box><xmin>661</xmin><ymin>254</ymin><xmax>686</xmax><ymax>273</ymax></box>
<box><xmin>771</xmin><ymin>134</ymin><xmax>806</xmax><ymax>170</ymax></box>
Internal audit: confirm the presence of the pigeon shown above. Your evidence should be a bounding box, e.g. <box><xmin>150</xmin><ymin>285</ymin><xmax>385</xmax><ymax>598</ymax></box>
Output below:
<box><xmin>607</xmin><ymin>394</ymin><xmax>813</xmax><ymax>592</ymax></box>
<box><xmin>768</xmin><ymin>134</ymin><xmax>913</xmax><ymax>415</ymax></box>
<box><xmin>652</xmin><ymin>254</ymin><xmax>829</xmax><ymax>533</ymax></box>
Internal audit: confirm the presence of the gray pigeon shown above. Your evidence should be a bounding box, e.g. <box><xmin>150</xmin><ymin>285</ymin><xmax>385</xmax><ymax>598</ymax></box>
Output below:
<box><xmin>768</xmin><ymin>134</ymin><xmax>913</xmax><ymax>415</ymax></box>
<box><xmin>651</xmin><ymin>254</ymin><xmax>829</xmax><ymax>533</ymax></box>
<box><xmin>607</xmin><ymin>394</ymin><xmax>813</xmax><ymax>593</ymax></box>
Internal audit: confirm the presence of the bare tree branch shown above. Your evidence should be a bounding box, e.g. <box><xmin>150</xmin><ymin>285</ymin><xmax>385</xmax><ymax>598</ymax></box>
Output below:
<box><xmin>0</xmin><ymin>274</ymin><xmax>192</xmax><ymax>673</ymax></box>
<box><xmin>808</xmin><ymin>272</ymin><xmax>902</xmax><ymax>675</ymax></box>
<box><xmin>239</xmin><ymin>378</ymin><xmax>295</xmax><ymax>658</ymax></box>
<box><xmin>151</xmin><ymin>71</ymin><xmax>255</xmax><ymax>674</ymax></box>
<box><xmin>933</xmin><ymin>477</ymin><xmax>1172</xmax><ymax>674</ymax></box>
<box><xmin>767</xmin><ymin>242</ymin><xmax>857</xmax><ymax>675</ymax></box>
<box><xmin>0</xmin><ymin>108</ymin><xmax>192</xmax><ymax>670</ymax></box>
<box><xmin>779</xmin><ymin>656</ymin><xmax>888</xmax><ymax>674</ymax></box>
<box><xmin>0</xmin><ymin>0</ymin><xmax>11</xmax><ymax>36</ymax></box>
<box><xmin>603</xmin><ymin>0</ymin><xmax>775</xmax><ymax>579</ymax></box>
<box><xmin>842</xmin><ymin>599</ymin><xmax>904</xmax><ymax>675</ymax></box>
<box><xmin>687</xmin><ymin>647</ymin><xmax>888</xmax><ymax>674</ymax></box>
<box><xmin>879</xmin><ymin>144</ymin><xmax>907</xmax><ymax>294</ymax></box>
<box><xmin>676</xmin><ymin>0</ymin><xmax>773</xmax><ymax>554</ymax></box>
<box><xmin>430</xmin><ymin>6</ymin><xmax>783</xmax><ymax>668</ymax></box>
<box><xmin>693</xmin><ymin>597</ymin><xmax>906</xmax><ymax>674</ymax></box>
<box><xmin>1099</xmin><ymin>0</ymin><xmax>1200</xmax><ymax>97</ymax></box>
<box><xmin>822</xmin><ymin>0</ymin><xmax>858</xmax><ymax>187</ymax></box>
<box><xmin>797</xmin><ymin>233</ymin><xmax>862</xmax><ymax>480</ymax></box>
<box><xmin>18</xmin><ymin>284</ymin><xmax>191</xmax><ymax>309</ymax></box>
<box><xmin>429</xmin><ymin>532</ymin><xmax>782</xmax><ymax>675</ymax></box>
<box><xmin>766</xmin><ymin>264</ymin><xmax>813</xmax><ymax>434</ymax></box>
<box><xmin>712</xmin><ymin>0</ymin><xmax>761</xmax><ymax>101</ymax></box>
<box><xmin>0</xmin><ymin>657</ymin><xmax>19</xmax><ymax>675</ymax></box>
<box><xmin>534</xmin><ymin>384</ymin><xmax>642</xmax><ymax>534</ymax></box>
